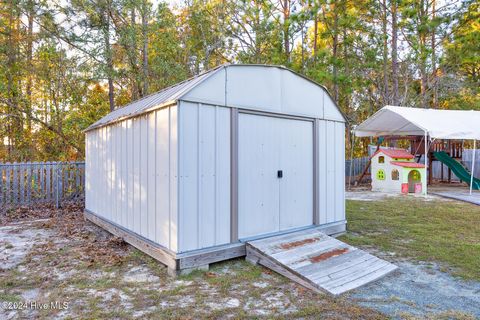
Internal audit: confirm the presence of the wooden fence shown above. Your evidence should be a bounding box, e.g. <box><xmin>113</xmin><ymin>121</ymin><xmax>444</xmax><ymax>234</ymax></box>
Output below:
<box><xmin>2</xmin><ymin>152</ymin><xmax>479</xmax><ymax>208</ymax></box>
<box><xmin>0</xmin><ymin>162</ymin><xmax>85</xmax><ymax>208</ymax></box>
<box><xmin>345</xmin><ymin>157</ymin><xmax>370</xmax><ymax>179</ymax></box>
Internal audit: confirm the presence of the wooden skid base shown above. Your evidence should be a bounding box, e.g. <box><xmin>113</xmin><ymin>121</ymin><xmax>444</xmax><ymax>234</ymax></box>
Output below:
<box><xmin>84</xmin><ymin>210</ymin><xmax>349</xmax><ymax>281</ymax></box>
<box><xmin>84</xmin><ymin>210</ymin><xmax>245</xmax><ymax>276</ymax></box>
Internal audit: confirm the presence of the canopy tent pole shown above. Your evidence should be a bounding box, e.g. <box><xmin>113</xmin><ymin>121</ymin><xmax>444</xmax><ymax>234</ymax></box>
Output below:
<box><xmin>470</xmin><ymin>140</ymin><xmax>476</xmax><ymax>195</ymax></box>
<box><xmin>348</xmin><ymin>128</ymin><xmax>355</xmax><ymax>190</ymax></box>
<box><xmin>424</xmin><ymin>131</ymin><xmax>428</xmax><ymax>196</ymax></box>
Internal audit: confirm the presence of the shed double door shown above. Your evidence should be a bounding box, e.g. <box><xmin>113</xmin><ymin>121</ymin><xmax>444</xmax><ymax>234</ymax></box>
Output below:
<box><xmin>238</xmin><ymin>113</ymin><xmax>313</xmax><ymax>239</ymax></box>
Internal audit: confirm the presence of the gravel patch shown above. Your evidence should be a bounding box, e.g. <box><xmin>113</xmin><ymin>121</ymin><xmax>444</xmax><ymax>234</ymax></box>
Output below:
<box><xmin>348</xmin><ymin>260</ymin><xmax>480</xmax><ymax>318</ymax></box>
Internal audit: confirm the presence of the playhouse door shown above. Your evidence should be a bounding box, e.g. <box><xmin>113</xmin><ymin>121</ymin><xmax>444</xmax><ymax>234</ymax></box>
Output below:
<box><xmin>238</xmin><ymin>113</ymin><xmax>313</xmax><ymax>239</ymax></box>
<box><xmin>408</xmin><ymin>170</ymin><xmax>421</xmax><ymax>193</ymax></box>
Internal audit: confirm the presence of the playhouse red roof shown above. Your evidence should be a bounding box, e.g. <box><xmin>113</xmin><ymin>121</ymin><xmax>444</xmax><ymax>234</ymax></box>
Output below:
<box><xmin>391</xmin><ymin>161</ymin><xmax>425</xmax><ymax>168</ymax></box>
<box><xmin>374</xmin><ymin>149</ymin><xmax>414</xmax><ymax>159</ymax></box>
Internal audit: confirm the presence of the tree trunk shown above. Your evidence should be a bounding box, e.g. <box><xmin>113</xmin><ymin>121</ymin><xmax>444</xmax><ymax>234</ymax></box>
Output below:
<box><xmin>391</xmin><ymin>0</ymin><xmax>399</xmax><ymax>105</ymax></box>
<box><xmin>382</xmin><ymin>0</ymin><xmax>389</xmax><ymax>105</ymax></box>
<box><xmin>313</xmin><ymin>12</ymin><xmax>318</xmax><ymax>65</ymax></box>
<box><xmin>431</xmin><ymin>0</ymin><xmax>437</xmax><ymax>108</ymax></box>
<box><xmin>127</xmin><ymin>8</ymin><xmax>142</xmax><ymax>100</ymax></box>
<box><xmin>283</xmin><ymin>0</ymin><xmax>290</xmax><ymax>62</ymax></box>
<box><xmin>141</xmin><ymin>0</ymin><xmax>149</xmax><ymax>96</ymax></box>
<box><xmin>342</xmin><ymin>2</ymin><xmax>349</xmax><ymax>113</ymax></box>
<box><xmin>104</xmin><ymin>6</ymin><xmax>115</xmax><ymax>111</ymax></box>
<box><xmin>6</xmin><ymin>0</ymin><xmax>21</xmax><ymax>159</ymax></box>
<box><xmin>26</xmin><ymin>0</ymin><xmax>34</xmax><ymax>135</ymax></box>
<box><xmin>419</xmin><ymin>0</ymin><xmax>428</xmax><ymax>108</ymax></box>
<box><xmin>332</xmin><ymin>1</ymin><xmax>339</xmax><ymax>102</ymax></box>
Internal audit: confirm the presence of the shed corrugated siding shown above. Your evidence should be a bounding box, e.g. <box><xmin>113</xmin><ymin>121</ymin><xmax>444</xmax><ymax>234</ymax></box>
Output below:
<box><xmin>85</xmin><ymin>106</ymin><xmax>179</xmax><ymax>251</ymax></box>
<box><xmin>318</xmin><ymin>120</ymin><xmax>345</xmax><ymax>224</ymax></box>
<box><xmin>178</xmin><ymin>101</ymin><xmax>231</xmax><ymax>252</ymax></box>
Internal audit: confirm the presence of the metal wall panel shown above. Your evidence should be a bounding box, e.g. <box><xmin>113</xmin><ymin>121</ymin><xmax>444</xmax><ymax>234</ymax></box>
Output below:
<box><xmin>110</xmin><ymin>124</ymin><xmax>117</xmax><ymax>224</ymax></box>
<box><xmin>326</xmin><ymin>121</ymin><xmax>336</xmax><ymax>224</ymax></box>
<box><xmin>126</xmin><ymin>119</ymin><xmax>134</xmax><ymax>231</ymax></box>
<box><xmin>139</xmin><ymin>117</ymin><xmax>148</xmax><ymax>237</ymax></box>
<box><xmin>169</xmin><ymin>107</ymin><xmax>178</xmax><ymax>252</ymax></box>
<box><xmin>155</xmin><ymin>107</ymin><xmax>172</xmax><ymax>249</ymax></box>
<box><xmin>280</xmin><ymin>71</ymin><xmax>324</xmax><ymax>118</ymax></box>
<box><xmin>85</xmin><ymin>130</ymin><xmax>92</xmax><ymax>210</ymax></box>
<box><xmin>121</xmin><ymin>121</ymin><xmax>128</xmax><ymax>227</ymax></box>
<box><xmin>317</xmin><ymin>120</ymin><xmax>345</xmax><ymax>225</ymax></box>
<box><xmin>323</xmin><ymin>93</ymin><xmax>345</xmax><ymax>123</ymax></box>
<box><xmin>177</xmin><ymin>102</ymin><xmax>231</xmax><ymax>253</ymax></box>
<box><xmin>85</xmin><ymin>106</ymin><xmax>179</xmax><ymax>252</ymax></box>
<box><xmin>226</xmin><ymin>67</ymin><xmax>282</xmax><ymax>113</ymax></box>
<box><xmin>335</xmin><ymin>122</ymin><xmax>346</xmax><ymax>222</ymax></box>
<box><xmin>133</xmin><ymin>118</ymin><xmax>141</xmax><ymax>234</ymax></box>
<box><xmin>215</xmin><ymin>108</ymin><xmax>231</xmax><ymax>245</ymax></box>
<box><xmin>147</xmin><ymin>112</ymin><xmax>156</xmax><ymax>241</ymax></box>
<box><xmin>179</xmin><ymin>68</ymin><xmax>226</xmax><ymax>106</ymax></box>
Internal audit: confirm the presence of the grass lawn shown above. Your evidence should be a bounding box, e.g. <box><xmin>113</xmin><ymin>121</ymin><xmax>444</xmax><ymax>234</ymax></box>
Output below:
<box><xmin>340</xmin><ymin>197</ymin><xmax>480</xmax><ymax>280</ymax></box>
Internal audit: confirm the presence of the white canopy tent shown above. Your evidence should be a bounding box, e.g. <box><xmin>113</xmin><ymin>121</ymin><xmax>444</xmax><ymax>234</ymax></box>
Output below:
<box><xmin>355</xmin><ymin>106</ymin><xmax>480</xmax><ymax>194</ymax></box>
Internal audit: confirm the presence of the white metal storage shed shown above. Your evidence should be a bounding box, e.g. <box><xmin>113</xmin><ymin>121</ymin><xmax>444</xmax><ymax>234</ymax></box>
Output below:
<box><xmin>84</xmin><ymin>64</ymin><xmax>346</xmax><ymax>274</ymax></box>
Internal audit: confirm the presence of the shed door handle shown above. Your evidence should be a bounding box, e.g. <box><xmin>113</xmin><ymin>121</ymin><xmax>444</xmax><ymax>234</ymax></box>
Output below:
<box><xmin>277</xmin><ymin>170</ymin><xmax>283</xmax><ymax>178</ymax></box>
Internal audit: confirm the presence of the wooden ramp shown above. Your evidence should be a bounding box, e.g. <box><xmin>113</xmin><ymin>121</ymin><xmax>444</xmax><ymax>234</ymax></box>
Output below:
<box><xmin>246</xmin><ymin>227</ymin><xmax>397</xmax><ymax>295</ymax></box>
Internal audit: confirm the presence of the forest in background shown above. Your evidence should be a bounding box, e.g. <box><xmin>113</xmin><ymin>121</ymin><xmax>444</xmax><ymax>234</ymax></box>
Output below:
<box><xmin>0</xmin><ymin>0</ymin><xmax>478</xmax><ymax>161</ymax></box>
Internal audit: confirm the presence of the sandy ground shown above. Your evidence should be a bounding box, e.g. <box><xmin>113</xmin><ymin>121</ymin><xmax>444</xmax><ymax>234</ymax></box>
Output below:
<box><xmin>1</xmin><ymin>203</ymin><xmax>479</xmax><ymax>319</ymax></box>
<box><xmin>0</xmin><ymin>206</ymin><xmax>383</xmax><ymax>319</ymax></box>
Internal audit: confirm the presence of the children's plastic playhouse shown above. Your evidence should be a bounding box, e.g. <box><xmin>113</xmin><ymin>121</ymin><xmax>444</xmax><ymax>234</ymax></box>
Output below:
<box><xmin>371</xmin><ymin>148</ymin><xmax>426</xmax><ymax>194</ymax></box>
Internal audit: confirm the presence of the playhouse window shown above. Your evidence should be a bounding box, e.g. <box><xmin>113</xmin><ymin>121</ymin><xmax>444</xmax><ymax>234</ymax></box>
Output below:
<box><xmin>377</xmin><ymin>169</ymin><xmax>385</xmax><ymax>180</ymax></box>
<box><xmin>391</xmin><ymin>169</ymin><xmax>399</xmax><ymax>180</ymax></box>
<box><xmin>378</xmin><ymin>156</ymin><xmax>385</xmax><ymax>164</ymax></box>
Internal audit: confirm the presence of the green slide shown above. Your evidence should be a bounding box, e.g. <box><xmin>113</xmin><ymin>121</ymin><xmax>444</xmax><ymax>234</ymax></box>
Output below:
<box><xmin>433</xmin><ymin>151</ymin><xmax>480</xmax><ymax>190</ymax></box>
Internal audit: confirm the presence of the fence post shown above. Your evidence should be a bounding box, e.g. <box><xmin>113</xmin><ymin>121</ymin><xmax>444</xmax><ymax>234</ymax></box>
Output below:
<box><xmin>56</xmin><ymin>163</ymin><xmax>60</xmax><ymax>209</ymax></box>
<box><xmin>12</xmin><ymin>163</ymin><xmax>18</xmax><ymax>205</ymax></box>
<box><xmin>26</xmin><ymin>163</ymin><xmax>31</xmax><ymax>205</ymax></box>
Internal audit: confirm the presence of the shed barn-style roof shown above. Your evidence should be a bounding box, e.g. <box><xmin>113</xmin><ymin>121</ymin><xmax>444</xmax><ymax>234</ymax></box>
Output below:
<box><xmin>374</xmin><ymin>149</ymin><xmax>414</xmax><ymax>159</ymax></box>
<box><xmin>86</xmin><ymin>67</ymin><xmax>218</xmax><ymax>131</ymax></box>
<box><xmin>86</xmin><ymin>64</ymin><xmax>345</xmax><ymax>132</ymax></box>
